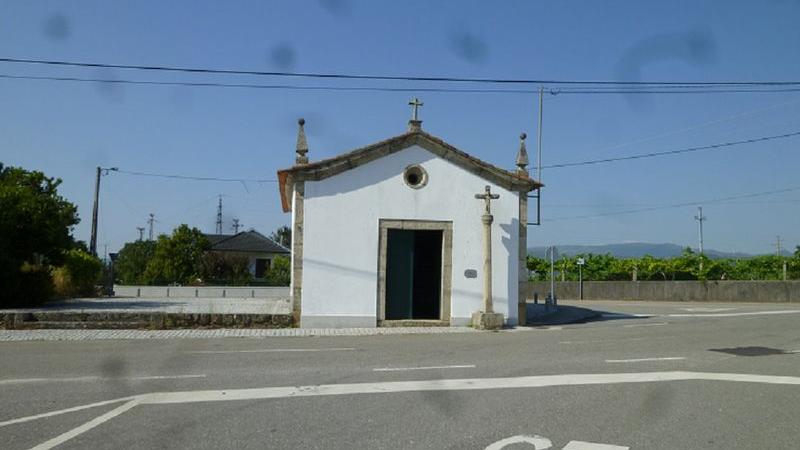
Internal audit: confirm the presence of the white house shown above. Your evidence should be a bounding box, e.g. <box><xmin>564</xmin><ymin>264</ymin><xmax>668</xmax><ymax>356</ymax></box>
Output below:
<box><xmin>277</xmin><ymin>107</ymin><xmax>541</xmax><ymax>328</ymax></box>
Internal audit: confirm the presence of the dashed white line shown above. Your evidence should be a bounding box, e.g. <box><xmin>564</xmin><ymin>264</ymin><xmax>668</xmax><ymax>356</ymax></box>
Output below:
<box><xmin>605</xmin><ymin>357</ymin><xmax>686</xmax><ymax>363</ymax></box>
<box><xmin>560</xmin><ymin>336</ymin><xmax>677</xmax><ymax>345</ymax></box>
<box><xmin>668</xmin><ymin>310</ymin><xmax>800</xmax><ymax>318</ymax></box>
<box><xmin>562</xmin><ymin>441</ymin><xmax>629</xmax><ymax>449</ymax></box>
<box><xmin>622</xmin><ymin>322</ymin><xmax>667</xmax><ymax>328</ymax></box>
<box><xmin>185</xmin><ymin>347</ymin><xmax>355</xmax><ymax>354</ymax></box>
<box><xmin>373</xmin><ymin>364</ymin><xmax>476</xmax><ymax>372</ymax></box>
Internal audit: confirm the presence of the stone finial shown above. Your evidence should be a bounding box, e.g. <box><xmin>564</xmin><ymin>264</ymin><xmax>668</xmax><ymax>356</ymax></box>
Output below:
<box><xmin>295</xmin><ymin>118</ymin><xmax>308</xmax><ymax>164</ymax></box>
<box><xmin>516</xmin><ymin>132</ymin><xmax>529</xmax><ymax>176</ymax></box>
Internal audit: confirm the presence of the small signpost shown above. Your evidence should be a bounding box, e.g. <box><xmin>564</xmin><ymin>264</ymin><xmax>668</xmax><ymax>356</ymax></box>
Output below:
<box><xmin>576</xmin><ymin>257</ymin><xmax>585</xmax><ymax>300</ymax></box>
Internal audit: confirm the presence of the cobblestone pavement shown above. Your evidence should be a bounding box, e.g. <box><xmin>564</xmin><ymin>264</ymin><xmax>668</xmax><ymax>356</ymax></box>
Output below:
<box><xmin>0</xmin><ymin>326</ymin><xmax>486</xmax><ymax>341</ymax></box>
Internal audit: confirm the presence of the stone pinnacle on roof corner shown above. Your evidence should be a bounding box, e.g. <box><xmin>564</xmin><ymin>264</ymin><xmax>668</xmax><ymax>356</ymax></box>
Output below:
<box><xmin>516</xmin><ymin>132</ymin><xmax>529</xmax><ymax>176</ymax></box>
<box><xmin>295</xmin><ymin>117</ymin><xmax>309</xmax><ymax>165</ymax></box>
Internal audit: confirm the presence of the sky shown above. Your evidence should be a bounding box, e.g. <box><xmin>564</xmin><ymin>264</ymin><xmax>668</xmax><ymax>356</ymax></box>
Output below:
<box><xmin>1</xmin><ymin>0</ymin><xmax>799</xmax><ymax>257</ymax></box>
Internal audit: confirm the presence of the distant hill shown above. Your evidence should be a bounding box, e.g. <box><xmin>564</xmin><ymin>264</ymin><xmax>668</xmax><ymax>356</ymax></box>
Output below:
<box><xmin>528</xmin><ymin>243</ymin><xmax>756</xmax><ymax>259</ymax></box>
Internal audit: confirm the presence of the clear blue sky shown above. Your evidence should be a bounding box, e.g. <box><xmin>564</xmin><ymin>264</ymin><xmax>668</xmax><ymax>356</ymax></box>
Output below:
<box><xmin>1</xmin><ymin>0</ymin><xmax>799</xmax><ymax>256</ymax></box>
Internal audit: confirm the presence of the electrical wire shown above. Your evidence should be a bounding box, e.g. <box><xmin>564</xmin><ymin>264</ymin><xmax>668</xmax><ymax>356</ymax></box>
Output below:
<box><xmin>542</xmin><ymin>130</ymin><xmax>800</xmax><ymax>169</ymax></box>
<box><xmin>114</xmin><ymin>169</ymin><xmax>277</xmax><ymax>183</ymax></box>
<box><xmin>545</xmin><ymin>186</ymin><xmax>800</xmax><ymax>222</ymax></box>
<box><xmin>2</xmin><ymin>73</ymin><xmax>800</xmax><ymax>96</ymax></box>
<box><xmin>3</xmin><ymin>57</ymin><xmax>800</xmax><ymax>87</ymax></box>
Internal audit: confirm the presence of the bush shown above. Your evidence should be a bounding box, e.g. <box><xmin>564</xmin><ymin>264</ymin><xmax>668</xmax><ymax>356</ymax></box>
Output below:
<box><xmin>200</xmin><ymin>252</ymin><xmax>252</xmax><ymax>285</ymax></box>
<box><xmin>53</xmin><ymin>249</ymin><xmax>102</xmax><ymax>297</ymax></box>
<box><xmin>265</xmin><ymin>255</ymin><xmax>290</xmax><ymax>286</ymax></box>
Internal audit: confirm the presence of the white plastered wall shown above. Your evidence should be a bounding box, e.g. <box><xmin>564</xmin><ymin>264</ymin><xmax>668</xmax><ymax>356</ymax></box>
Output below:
<box><xmin>297</xmin><ymin>145</ymin><xmax>520</xmax><ymax>328</ymax></box>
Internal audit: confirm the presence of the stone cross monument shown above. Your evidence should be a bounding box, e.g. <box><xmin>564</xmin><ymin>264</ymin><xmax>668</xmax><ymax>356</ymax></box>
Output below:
<box><xmin>472</xmin><ymin>185</ymin><xmax>504</xmax><ymax>329</ymax></box>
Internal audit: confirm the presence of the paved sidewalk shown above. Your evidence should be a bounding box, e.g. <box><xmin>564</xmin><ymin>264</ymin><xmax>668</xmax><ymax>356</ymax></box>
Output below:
<box><xmin>0</xmin><ymin>326</ymin><xmax>487</xmax><ymax>341</ymax></box>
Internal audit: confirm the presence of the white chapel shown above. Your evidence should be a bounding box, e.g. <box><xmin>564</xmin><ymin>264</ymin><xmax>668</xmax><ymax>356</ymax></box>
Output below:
<box><xmin>277</xmin><ymin>101</ymin><xmax>542</xmax><ymax>328</ymax></box>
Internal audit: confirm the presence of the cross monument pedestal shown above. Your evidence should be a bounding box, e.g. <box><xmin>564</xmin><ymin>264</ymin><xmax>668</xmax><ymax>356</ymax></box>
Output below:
<box><xmin>472</xmin><ymin>185</ymin><xmax>504</xmax><ymax>330</ymax></box>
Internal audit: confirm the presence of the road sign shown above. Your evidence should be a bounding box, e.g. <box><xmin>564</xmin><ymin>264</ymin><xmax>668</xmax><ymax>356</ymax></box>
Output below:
<box><xmin>576</xmin><ymin>258</ymin><xmax>585</xmax><ymax>266</ymax></box>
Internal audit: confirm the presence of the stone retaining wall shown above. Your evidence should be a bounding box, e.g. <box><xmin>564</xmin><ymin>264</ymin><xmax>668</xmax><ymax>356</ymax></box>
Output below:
<box><xmin>527</xmin><ymin>281</ymin><xmax>800</xmax><ymax>303</ymax></box>
<box><xmin>113</xmin><ymin>285</ymin><xmax>290</xmax><ymax>299</ymax></box>
<box><xmin>0</xmin><ymin>311</ymin><xmax>292</xmax><ymax>330</ymax></box>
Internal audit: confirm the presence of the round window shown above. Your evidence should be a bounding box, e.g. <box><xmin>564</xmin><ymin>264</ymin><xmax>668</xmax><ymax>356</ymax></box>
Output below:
<box><xmin>403</xmin><ymin>165</ymin><xmax>428</xmax><ymax>189</ymax></box>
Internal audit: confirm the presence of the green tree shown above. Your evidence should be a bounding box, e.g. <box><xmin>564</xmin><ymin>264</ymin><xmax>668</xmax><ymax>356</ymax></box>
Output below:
<box><xmin>143</xmin><ymin>225</ymin><xmax>209</xmax><ymax>285</ymax></box>
<box><xmin>265</xmin><ymin>255</ymin><xmax>290</xmax><ymax>286</ymax></box>
<box><xmin>269</xmin><ymin>225</ymin><xmax>291</xmax><ymax>248</ymax></box>
<box><xmin>0</xmin><ymin>164</ymin><xmax>79</xmax><ymax>306</ymax></box>
<box><xmin>53</xmin><ymin>249</ymin><xmax>103</xmax><ymax>297</ymax></box>
<box><xmin>114</xmin><ymin>240</ymin><xmax>157</xmax><ymax>284</ymax></box>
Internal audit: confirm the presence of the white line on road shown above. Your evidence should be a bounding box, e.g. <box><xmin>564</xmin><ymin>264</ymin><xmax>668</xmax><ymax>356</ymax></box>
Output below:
<box><xmin>560</xmin><ymin>336</ymin><xmax>677</xmax><ymax>345</ymax></box>
<box><xmin>141</xmin><ymin>371</ymin><xmax>800</xmax><ymax>405</ymax></box>
<box><xmin>605</xmin><ymin>357</ymin><xmax>686</xmax><ymax>363</ymax></box>
<box><xmin>562</xmin><ymin>441</ymin><xmax>629</xmax><ymax>450</ymax></box>
<box><xmin>668</xmin><ymin>310</ymin><xmax>800</xmax><ymax>318</ymax></box>
<box><xmin>16</xmin><ymin>371</ymin><xmax>800</xmax><ymax>448</ymax></box>
<box><xmin>622</xmin><ymin>322</ymin><xmax>667</xmax><ymax>328</ymax></box>
<box><xmin>0</xmin><ymin>396</ymin><xmax>136</xmax><ymax>428</ymax></box>
<box><xmin>29</xmin><ymin>399</ymin><xmax>140</xmax><ymax>450</ymax></box>
<box><xmin>0</xmin><ymin>374</ymin><xmax>206</xmax><ymax>385</ymax></box>
<box><xmin>185</xmin><ymin>347</ymin><xmax>355</xmax><ymax>354</ymax></box>
<box><xmin>373</xmin><ymin>365</ymin><xmax>476</xmax><ymax>372</ymax></box>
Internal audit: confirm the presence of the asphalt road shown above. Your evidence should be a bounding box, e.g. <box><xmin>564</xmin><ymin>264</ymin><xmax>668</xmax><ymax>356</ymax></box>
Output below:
<box><xmin>2</xmin><ymin>300</ymin><xmax>800</xmax><ymax>449</ymax></box>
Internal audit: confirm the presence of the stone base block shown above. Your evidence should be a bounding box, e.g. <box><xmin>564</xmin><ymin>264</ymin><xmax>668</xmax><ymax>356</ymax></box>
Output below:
<box><xmin>471</xmin><ymin>311</ymin><xmax>504</xmax><ymax>330</ymax></box>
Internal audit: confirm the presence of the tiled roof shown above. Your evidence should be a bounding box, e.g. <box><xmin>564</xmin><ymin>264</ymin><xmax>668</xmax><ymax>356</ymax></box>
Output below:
<box><xmin>204</xmin><ymin>230</ymin><xmax>289</xmax><ymax>254</ymax></box>
<box><xmin>276</xmin><ymin>128</ymin><xmax>543</xmax><ymax>212</ymax></box>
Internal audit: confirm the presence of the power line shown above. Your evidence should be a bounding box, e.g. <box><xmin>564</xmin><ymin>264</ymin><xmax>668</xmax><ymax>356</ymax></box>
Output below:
<box><xmin>114</xmin><ymin>168</ymin><xmax>277</xmax><ymax>183</ymax></box>
<box><xmin>2</xmin><ymin>73</ymin><xmax>800</xmax><ymax>96</ymax></box>
<box><xmin>543</xmin><ymin>130</ymin><xmax>800</xmax><ymax>169</ymax></box>
<box><xmin>3</xmin><ymin>57</ymin><xmax>800</xmax><ymax>87</ymax></box>
<box><xmin>545</xmin><ymin>186</ymin><xmax>800</xmax><ymax>222</ymax></box>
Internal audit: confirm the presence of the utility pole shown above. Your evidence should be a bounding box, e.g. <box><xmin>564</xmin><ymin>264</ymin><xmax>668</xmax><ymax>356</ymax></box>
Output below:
<box><xmin>136</xmin><ymin>227</ymin><xmax>145</xmax><ymax>241</ymax></box>
<box><xmin>148</xmin><ymin>213</ymin><xmax>155</xmax><ymax>241</ymax></box>
<box><xmin>89</xmin><ymin>166</ymin><xmax>118</xmax><ymax>256</ymax></box>
<box><xmin>216</xmin><ymin>195</ymin><xmax>223</xmax><ymax>234</ymax></box>
<box><xmin>694</xmin><ymin>206</ymin><xmax>706</xmax><ymax>255</ymax></box>
<box><xmin>774</xmin><ymin>235</ymin><xmax>782</xmax><ymax>256</ymax></box>
<box><xmin>232</xmin><ymin>218</ymin><xmax>241</xmax><ymax>234</ymax></box>
<box><xmin>536</xmin><ymin>86</ymin><xmax>544</xmax><ymax>183</ymax></box>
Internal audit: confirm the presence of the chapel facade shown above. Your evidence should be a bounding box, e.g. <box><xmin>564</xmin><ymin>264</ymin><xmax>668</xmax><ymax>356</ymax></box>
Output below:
<box><xmin>277</xmin><ymin>103</ymin><xmax>542</xmax><ymax>328</ymax></box>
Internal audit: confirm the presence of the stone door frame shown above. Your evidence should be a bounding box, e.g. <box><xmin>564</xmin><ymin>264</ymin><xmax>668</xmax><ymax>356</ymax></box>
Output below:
<box><xmin>377</xmin><ymin>219</ymin><xmax>453</xmax><ymax>326</ymax></box>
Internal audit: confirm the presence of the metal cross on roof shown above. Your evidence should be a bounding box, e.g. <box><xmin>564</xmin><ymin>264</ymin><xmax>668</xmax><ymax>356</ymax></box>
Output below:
<box><xmin>475</xmin><ymin>185</ymin><xmax>500</xmax><ymax>215</ymax></box>
<box><xmin>408</xmin><ymin>97</ymin><xmax>423</xmax><ymax>121</ymax></box>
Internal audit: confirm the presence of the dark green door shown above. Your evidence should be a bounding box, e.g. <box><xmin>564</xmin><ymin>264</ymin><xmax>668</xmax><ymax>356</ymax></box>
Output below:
<box><xmin>385</xmin><ymin>229</ymin><xmax>442</xmax><ymax>320</ymax></box>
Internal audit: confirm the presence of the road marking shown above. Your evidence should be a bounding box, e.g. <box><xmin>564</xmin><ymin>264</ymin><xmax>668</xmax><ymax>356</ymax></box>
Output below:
<box><xmin>562</xmin><ymin>441</ymin><xmax>629</xmax><ymax>449</ymax></box>
<box><xmin>141</xmin><ymin>371</ymin><xmax>800</xmax><ymax>405</ymax></box>
<box><xmin>605</xmin><ymin>357</ymin><xmax>686</xmax><ymax>363</ymax></box>
<box><xmin>0</xmin><ymin>396</ymin><xmax>136</xmax><ymax>428</ymax></box>
<box><xmin>17</xmin><ymin>371</ymin><xmax>800</xmax><ymax>448</ymax></box>
<box><xmin>29</xmin><ymin>399</ymin><xmax>140</xmax><ymax>450</ymax></box>
<box><xmin>668</xmin><ymin>310</ymin><xmax>800</xmax><ymax>318</ymax></box>
<box><xmin>485</xmin><ymin>434</ymin><xmax>553</xmax><ymax>449</ymax></box>
<box><xmin>373</xmin><ymin>365</ymin><xmax>476</xmax><ymax>372</ymax></box>
<box><xmin>681</xmin><ymin>307</ymin><xmax>737</xmax><ymax>312</ymax></box>
<box><xmin>185</xmin><ymin>347</ymin><xmax>355</xmax><ymax>354</ymax></box>
<box><xmin>622</xmin><ymin>322</ymin><xmax>667</xmax><ymax>328</ymax></box>
<box><xmin>560</xmin><ymin>336</ymin><xmax>677</xmax><ymax>345</ymax></box>
<box><xmin>0</xmin><ymin>374</ymin><xmax>206</xmax><ymax>385</ymax></box>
